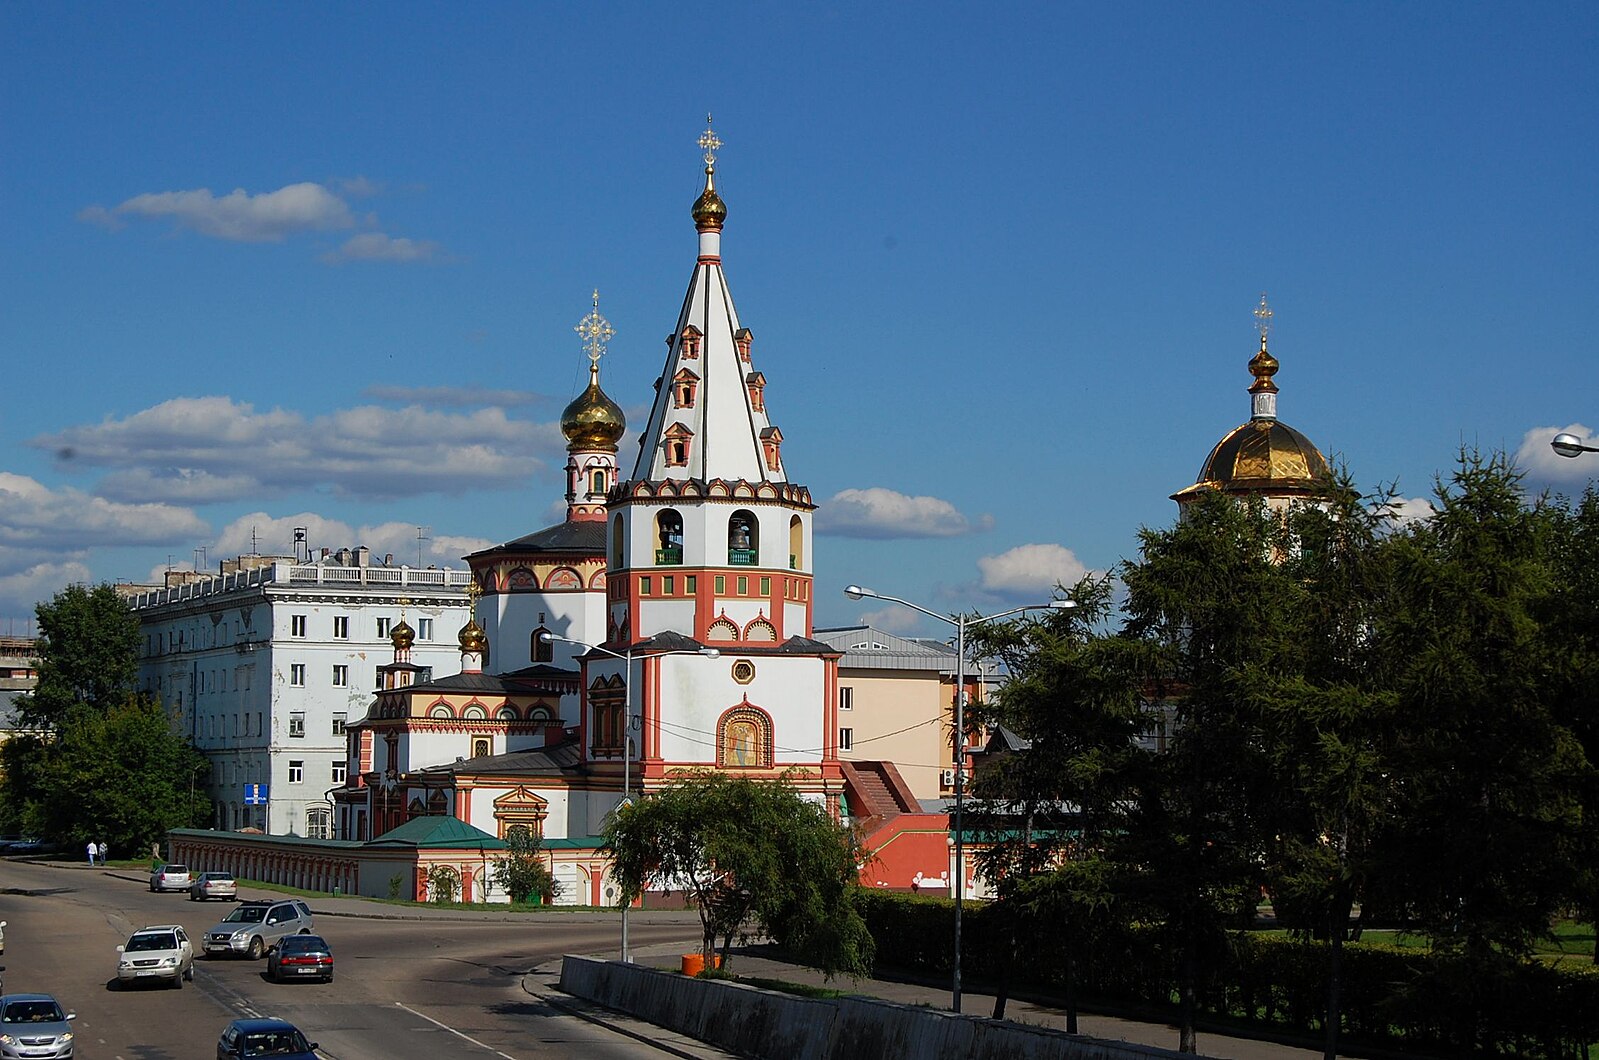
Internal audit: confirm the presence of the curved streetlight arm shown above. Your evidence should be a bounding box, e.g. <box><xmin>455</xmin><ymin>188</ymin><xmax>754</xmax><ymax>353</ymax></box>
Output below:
<box><xmin>845</xmin><ymin>585</ymin><xmax>1077</xmax><ymax>630</ymax></box>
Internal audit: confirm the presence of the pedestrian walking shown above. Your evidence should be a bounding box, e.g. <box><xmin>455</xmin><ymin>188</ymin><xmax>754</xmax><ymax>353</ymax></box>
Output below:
<box><xmin>97</xmin><ymin>840</ymin><xmax>108</xmax><ymax>865</ymax></box>
<box><xmin>86</xmin><ymin>840</ymin><xmax>97</xmax><ymax>867</ymax></box>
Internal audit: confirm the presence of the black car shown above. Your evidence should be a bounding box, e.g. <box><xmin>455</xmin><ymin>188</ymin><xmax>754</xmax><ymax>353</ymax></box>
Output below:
<box><xmin>265</xmin><ymin>934</ymin><xmax>333</xmax><ymax>983</ymax></box>
<box><xmin>216</xmin><ymin>1018</ymin><xmax>318</xmax><ymax>1059</ymax></box>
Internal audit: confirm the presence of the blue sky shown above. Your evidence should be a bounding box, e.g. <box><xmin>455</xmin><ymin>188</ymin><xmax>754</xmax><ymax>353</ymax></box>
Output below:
<box><xmin>3</xmin><ymin>3</ymin><xmax>1596</xmax><ymax>636</ymax></box>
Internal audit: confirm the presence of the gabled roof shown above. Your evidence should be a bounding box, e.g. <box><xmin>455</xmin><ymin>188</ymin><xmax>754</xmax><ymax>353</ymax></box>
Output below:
<box><xmin>366</xmin><ymin>815</ymin><xmax>506</xmax><ymax>850</ymax></box>
<box><xmin>813</xmin><ymin>625</ymin><xmax>956</xmax><ymax>671</ymax></box>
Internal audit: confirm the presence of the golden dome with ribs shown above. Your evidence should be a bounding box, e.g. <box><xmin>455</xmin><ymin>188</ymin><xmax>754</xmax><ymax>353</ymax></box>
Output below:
<box><xmin>560</xmin><ymin>364</ymin><xmax>625</xmax><ymax>452</ymax></box>
<box><xmin>1175</xmin><ymin>419</ymin><xmax>1331</xmax><ymax>501</ymax></box>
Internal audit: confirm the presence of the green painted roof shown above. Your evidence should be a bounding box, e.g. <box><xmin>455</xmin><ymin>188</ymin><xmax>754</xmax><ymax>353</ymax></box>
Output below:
<box><xmin>366</xmin><ymin>816</ymin><xmax>507</xmax><ymax>850</ymax></box>
<box><xmin>541</xmin><ymin>836</ymin><xmax>606</xmax><ymax>850</ymax></box>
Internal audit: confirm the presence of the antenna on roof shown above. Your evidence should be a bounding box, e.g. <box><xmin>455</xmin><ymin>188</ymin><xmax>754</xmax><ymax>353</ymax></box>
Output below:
<box><xmin>416</xmin><ymin>526</ymin><xmax>431</xmax><ymax>567</ymax></box>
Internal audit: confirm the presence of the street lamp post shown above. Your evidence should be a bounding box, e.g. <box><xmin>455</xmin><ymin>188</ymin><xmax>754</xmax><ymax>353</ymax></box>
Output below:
<box><xmin>843</xmin><ymin>585</ymin><xmax>1074</xmax><ymax>1013</ymax></box>
<box><xmin>1551</xmin><ymin>432</ymin><xmax>1599</xmax><ymax>459</ymax></box>
<box><xmin>541</xmin><ymin>631</ymin><xmax>719</xmax><ymax>962</ymax></box>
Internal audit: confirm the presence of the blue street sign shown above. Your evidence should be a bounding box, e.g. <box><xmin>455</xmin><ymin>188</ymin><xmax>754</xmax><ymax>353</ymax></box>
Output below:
<box><xmin>243</xmin><ymin>783</ymin><xmax>269</xmax><ymax>805</ymax></box>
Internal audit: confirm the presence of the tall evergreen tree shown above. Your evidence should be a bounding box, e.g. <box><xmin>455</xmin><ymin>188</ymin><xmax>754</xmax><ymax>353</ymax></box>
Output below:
<box><xmin>1375</xmin><ymin>450</ymin><xmax>1583</xmax><ymax>958</ymax></box>
<box><xmin>1118</xmin><ymin>490</ymin><xmax>1300</xmax><ymax>1053</ymax></box>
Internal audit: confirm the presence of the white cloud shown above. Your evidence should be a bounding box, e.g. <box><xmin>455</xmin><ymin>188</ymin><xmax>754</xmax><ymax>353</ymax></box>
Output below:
<box><xmin>75</xmin><ymin>204</ymin><xmax>123</xmax><ymax>231</ymax></box>
<box><xmin>1516</xmin><ymin>423</ymin><xmax>1598</xmax><ymax>486</ymax></box>
<box><xmin>0</xmin><ymin>472</ymin><xmax>207</xmax><ymax>551</ymax></box>
<box><xmin>337</xmin><ymin>175</ymin><xmax>384</xmax><ymax>198</ymax></box>
<box><xmin>857</xmin><ymin>605</ymin><xmax>926</xmax><ymax>636</ymax></box>
<box><xmin>33</xmin><ymin>396</ymin><xmax>565</xmax><ymax>503</ymax></box>
<box><xmin>816</xmin><ymin>487</ymin><xmax>994</xmax><ymax>539</ymax></box>
<box><xmin>363</xmin><ymin>385</ymin><xmax>547</xmax><ymax>409</ymax></box>
<box><xmin>0</xmin><ymin>561</ymin><xmax>94</xmax><ymax>624</ymax></box>
<box><xmin>322</xmin><ymin>232</ymin><xmax>442</xmax><ymax>264</ymax></box>
<box><xmin>976</xmin><ymin>543</ymin><xmax>1089</xmax><ymax>597</ymax></box>
<box><xmin>199</xmin><ymin>514</ymin><xmax>492</xmax><ymax>571</ymax></box>
<box><xmin>93</xmin><ymin>182</ymin><xmax>356</xmax><ymax>242</ymax></box>
<box><xmin>1381</xmin><ymin>496</ymin><xmax>1436</xmax><ymax>528</ymax></box>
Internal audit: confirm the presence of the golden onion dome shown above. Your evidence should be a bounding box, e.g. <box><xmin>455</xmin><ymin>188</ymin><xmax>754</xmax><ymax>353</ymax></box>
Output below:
<box><xmin>1174</xmin><ymin>420</ymin><xmax>1331</xmax><ymax>502</ymax></box>
<box><xmin>691</xmin><ymin>166</ymin><xmax>726</xmax><ymax>231</ymax></box>
<box><xmin>390</xmin><ymin>619</ymin><xmax>415</xmax><ymax>651</ymax></box>
<box><xmin>560</xmin><ymin>364</ymin><xmax>626</xmax><ymax>452</ymax></box>
<box><xmin>457</xmin><ymin>617</ymin><xmax>488</xmax><ymax>654</ymax></box>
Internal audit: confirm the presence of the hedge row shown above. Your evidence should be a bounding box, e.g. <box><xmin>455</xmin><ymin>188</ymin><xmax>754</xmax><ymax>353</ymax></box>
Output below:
<box><xmin>851</xmin><ymin>889</ymin><xmax>1599</xmax><ymax>1058</ymax></box>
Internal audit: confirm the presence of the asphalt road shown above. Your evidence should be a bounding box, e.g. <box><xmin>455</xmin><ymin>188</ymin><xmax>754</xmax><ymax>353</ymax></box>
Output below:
<box><xmin>0</xmin><ymin>859</ymin><xmax>706</xmax><ymax>1059</ymax></box>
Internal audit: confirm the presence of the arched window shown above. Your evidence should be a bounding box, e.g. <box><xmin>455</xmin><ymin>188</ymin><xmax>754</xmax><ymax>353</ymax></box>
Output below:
<box><xmin>589</xmin><ymin>674</ymin><xmax>625</xmax><ymax>756</ymax></box>
<box><xmin>789</xmin><ymin>515</ymin><xmax>803</xmax><ymax>570</ymax></box>
<box><xmin>744</xmin><ymin>617</ymin><xmax>777</xmax><ymax>642</ymax></box>
<box><xmin>532</xmin><ymin>627</ymin><xmax>553</xmax><ymax>663</ymax></box>
<box><xmin>463</xmin><ymin>704</ymin><xmax>487</xmax><ymax>720</ymax></box>
<box><xmin>656</xmin><ymin>510</ymin><xmax>683</xmax><ymax>565</ymax></box>
<box><xmin>707</xmin><ymin>616</ymin><xmax>739</xmax><ymax>641</ymax></box>
<box><xmin>728</xmin><ymin>510</ymin><xmax>758</xmax><ymax>566</ymax></box>
<box><xmin>306</xmin><ymin>807</ymin><xmax>331</xmax><ymax>840</ymax></box>
<box><xmin>497</xmin><ymin>707</ymin><xmax>518</xmax><ymax>721</ymax></box>
<box><xmin>472</xmin><ymin>737</ymin><xmax>492</xmax><ymax>758</ymax></box>
<box><xmin>590</xmin><ymin>468</ymin><xmax>606</xmax><ymax>495</ymax></box>
<box><xmin>430</xmin><ymin>705</ymin><xmax>453</xmax><ymax>719</ymax></box>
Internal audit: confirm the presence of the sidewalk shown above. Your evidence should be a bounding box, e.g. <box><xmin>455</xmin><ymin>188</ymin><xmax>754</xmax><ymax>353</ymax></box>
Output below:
<box><xmin>60</xmin><ymin>860</ymin><xmax>1325</xmax><ymax>1058</ymax></box>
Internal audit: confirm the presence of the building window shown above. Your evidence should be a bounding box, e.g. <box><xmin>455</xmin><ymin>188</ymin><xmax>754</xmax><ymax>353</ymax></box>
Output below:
<box><xmin>377</xmin><ymin>617</ymin><xmax>391</xmax><ymax>638</ymax></box>
<box><xmin>417</xmin><ymin>618</ymin><xmax>433</xmax><ymax>640</ymax></box>
<box><xmin>289</xmin><ymin>712</ymin><xmax>305</xmax><ymax>738</ymax></box>
<box><xmin>288</xmin><ymin>761</ymin><xmax>304</xmax><ymax>784</ymax></box>
<box><xmin>532</xmin><ymin>628</ymin><xmax>553</xmax><ymax>664</ymax></box>
<box><xmin>839</xmin><ymin>728</ymin><xmax>854</xmax><ymax>752</ymax></box>
<box><xmin>672</xmin><ymin>368</ymin><xmax>700</xmax><ymax>408</ymax></box>
<box><xmin>332</xmin><ymin>665</ymin><xmax>349</xmax><ymax>687</ymax></box>
<box><xmin>331</xmin><ymin>761</ymin><xmax>347</xmax><ymax>785</ymax></box>
<box><xmin>290</xmin><ymin>615</ymin><xmax>307</xmax><ymax>638</ymax></box>
<box><xmin>306</xmin><ymin>806</ymin><xmax>331</xmax><ymax>839</ymax></box>
<box><xmin>640</xmin><ymin>576</ymin><xmax>652</xmax><ymax>596</ymax></box>
<box><xmin>332</xmin><ymin>712</ymin><xmax>347</xmax><ymax>736</ymax></box>
<box><xmin>685</xmin><ymin>575</ymin><xmax>697</xmax><ymax>593</ymax></box>
<box><xmin>332</xmin><ymin>616</ymin><xmax>349</xmax><ymax>639</ymax></box>
<box><xmin>663</xmin><ymin>575</ymin><xmax>675</xmax><ymax>596</ymax></box>
<box><xmin>737</xmin><ymin>576</ymin><xmax>748</xmax><ymax>595</ymax></box>
<box><xmin>839</xmin><ymin>686</ymin><xmax>854</xmax><ymax>711</ymax></box>
<box><xmin>760</xmin><ymin>576</ymin><xmax>771</xmax><ymax>596</ymax></box>
<box><xmin>472</xmin><ymin>737</ymin><xmax>492</xmax><ymax>758</ymax></box>
<box><xmin>290</xmin><ymin>664</ymin><xmax>306</xmax><ymax>687</ymax></box>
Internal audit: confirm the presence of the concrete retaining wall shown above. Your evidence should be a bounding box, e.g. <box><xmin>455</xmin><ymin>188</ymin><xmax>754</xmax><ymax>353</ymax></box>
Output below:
<box><xmin>559</xmin><ymin>955</ymin><xmax>1195</xmax><ymax>1060</ymax></box>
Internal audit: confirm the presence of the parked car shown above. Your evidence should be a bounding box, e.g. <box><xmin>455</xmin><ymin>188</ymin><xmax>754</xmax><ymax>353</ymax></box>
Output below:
<box><xmin>189</xmin><ymin>872</ymin><xmax>238</xmax><ymax>902</ymax></box>
<box><xmin>0</xmin><ymin>993</ymin><xmax>77</xmax><ymax>1059</ymax></box>
<box><xmin>6</xmin><ymin>839</ymin><xmax>56</xmax><ymax>855</ymax></box>
<box><xmin>116</xmin><ymin>925</ymin><xmax>195</xmax><ymax>989</ymax></box>
<box><xmin>149</xmin><ymin>864</ymin><xmax>192</xmax><ymax>892</ymax></box>
<box><xmin>202</xmin><ymin>899</ymin><xmax>315</xmax><ymax>960</ymax></box>
<box><xmin>265</xmin><ymin>934</ymin><xmax>333</xmax><ymax>983</ymax></box>
<box><xmin>216</xmin><ymin>1018</ymin><xmax>319</xmax><ymax>1060</ymax></box>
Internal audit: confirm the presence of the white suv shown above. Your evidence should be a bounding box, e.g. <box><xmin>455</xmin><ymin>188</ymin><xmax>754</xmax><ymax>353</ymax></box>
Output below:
<box><xmin>202</xmin><ymin>900</ymin><xmax>315</xmax><ymax>960</ymax></box>
<box><xmin>116</xmin><ymin>925</ymin><xmax>195</xmax><ymax>989</ymax></box>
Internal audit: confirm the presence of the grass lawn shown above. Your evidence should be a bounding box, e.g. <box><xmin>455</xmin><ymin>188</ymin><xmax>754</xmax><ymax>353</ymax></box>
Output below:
<box><xmin>1268</xmin><ymin>921</ymin><xmax>1597</xmax><ymax>966</ymax></box>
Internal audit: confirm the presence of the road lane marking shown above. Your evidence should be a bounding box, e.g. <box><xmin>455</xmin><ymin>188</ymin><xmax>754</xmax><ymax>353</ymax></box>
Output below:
<box><xmin>394</xmin><ymin>1002</ymin><xmax>516</xmax><ymax>1060</ymax></box>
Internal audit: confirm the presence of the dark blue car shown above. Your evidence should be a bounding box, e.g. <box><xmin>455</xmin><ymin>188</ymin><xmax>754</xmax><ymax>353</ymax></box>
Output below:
<box><xmin>216</xmin><ymin>1018</ymin><xmax>318</xmax><ymax>1059</ymax></box>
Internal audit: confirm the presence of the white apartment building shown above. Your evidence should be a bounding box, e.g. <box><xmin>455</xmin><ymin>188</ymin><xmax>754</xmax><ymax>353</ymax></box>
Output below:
<box><xmin>129</xmin><ymin>550</ymin><xmax>470</xmax><ymax>837</ymax></box>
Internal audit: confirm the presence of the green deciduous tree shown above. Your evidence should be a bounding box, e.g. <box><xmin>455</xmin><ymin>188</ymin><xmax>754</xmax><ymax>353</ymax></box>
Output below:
<box><xmin>15</xmin><ymin>583</ymin><xmax>139</xmax><ymax>730</ymax></box>
<box><xmin>602</xmin><ymin>770</ymin><xmax>873</xmax><ymax>978</ymax></box>
<box><xmin>0</xmin><ymin>584</ymin><xmax>210</xmax><ymax>852</ymax></box>
<box><xmin>491</xmin><ymin>823</ymin><xmax>560</xmax><ymax>904</ymax></box>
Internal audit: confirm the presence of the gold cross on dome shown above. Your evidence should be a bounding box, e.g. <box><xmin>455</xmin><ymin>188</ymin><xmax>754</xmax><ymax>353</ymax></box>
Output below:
<box><xmin>575</xmin><ymin>289</ymin><xmax>615</xmax><ymax>365</ymax></box>
<box><xmin>1254</xmin><ymin>293</ymin><xmax>1273</xmax><ymax>340</ymax></box>
<box><xmin>699</xmin><ymin>114</ymin><xmax>721</xmax><ymax>169</ymax></box>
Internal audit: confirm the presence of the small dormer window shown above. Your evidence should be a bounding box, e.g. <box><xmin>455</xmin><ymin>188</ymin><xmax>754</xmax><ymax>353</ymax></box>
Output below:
<box><xmin>746</xmin><ymin>371</ymin><xmax>766</xmax><ymax>412</ymax></box>
<box><xmin>680</xmin><ymin>325</ymin><xmax>703</xmax><ymax>360</ymax></box>
<box><xmin>734</xmin><ymin>328</ymin><xmax>753</xmax><ymax>363</ymax></box>
<box><xmin>673</xmin><ymin>368</ymin><xmax>700</xmax><ymax>409</ymax></box>
<box><xmin>760</xmin><ymin>427</ymin><xmax>783</xmax><ymax>472</ymax></box>
<box><xmin>664</xmin><ymin>424</ymin><xmax>693</xmax><ymax>467</ymax></box>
